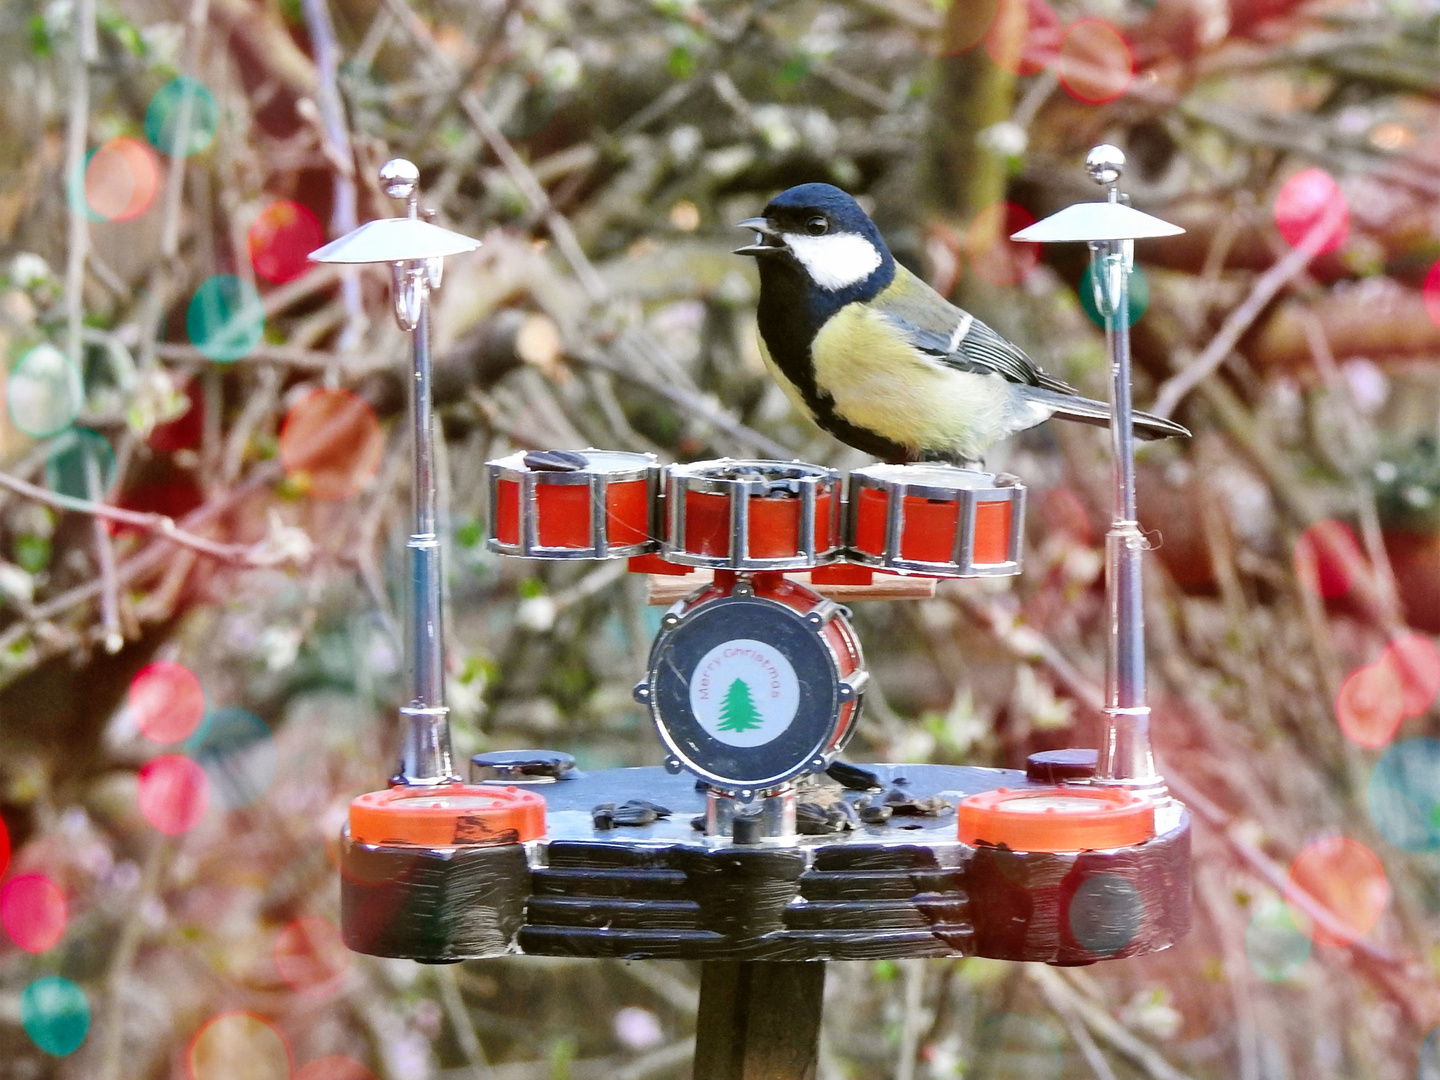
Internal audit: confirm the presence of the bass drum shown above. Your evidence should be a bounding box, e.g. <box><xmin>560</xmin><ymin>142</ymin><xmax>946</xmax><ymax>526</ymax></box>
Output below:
<box><xmin>634</xmin><ymin>572</ymin><xmax>867</xmax><ymax>795</ymax></box>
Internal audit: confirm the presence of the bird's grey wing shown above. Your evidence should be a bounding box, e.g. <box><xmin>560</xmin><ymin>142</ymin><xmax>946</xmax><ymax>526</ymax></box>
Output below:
<box><xmin>880</xmin><ymin>306</ymin><xmax>1080</xmax><ymax>394</ymax></box>
<box><xmin>876</xmin><ymin>263</ymin><xmax>1079</xmax><ymax>393</ymax></box>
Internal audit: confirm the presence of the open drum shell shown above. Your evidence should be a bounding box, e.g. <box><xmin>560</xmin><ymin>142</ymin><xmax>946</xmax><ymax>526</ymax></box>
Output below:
<box><xmin>487</xmin><ymin>450</ymin><xmax>658</xmax><ymax>559</ymax></box>
<box><xmin>845</xmin><ymin>464</ymin><xmax>1024</xmax><ymax>577</ymax></box>
<box><xmin>662</xmin><ymin>459</ymin><xmax>843</xmax><ymax>571</ymax></box>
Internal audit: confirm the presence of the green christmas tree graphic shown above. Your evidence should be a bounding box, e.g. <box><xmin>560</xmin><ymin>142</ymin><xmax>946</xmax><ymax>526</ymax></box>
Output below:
<box><xmin>717</xmin><ymin>677</ymin><xmax>764</xmax><ymax>733</ymax></box>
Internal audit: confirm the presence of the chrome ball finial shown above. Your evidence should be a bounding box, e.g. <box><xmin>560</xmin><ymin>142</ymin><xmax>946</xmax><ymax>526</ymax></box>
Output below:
<box><xmin>1086</xmin><ymin>145</ymin><xmax>1126</xmax><ymax>187</ymax></box>
<box><xmin>379</xmin><ymin>158</ymin><xmax>420</xmax><ymax>202</ymax></box>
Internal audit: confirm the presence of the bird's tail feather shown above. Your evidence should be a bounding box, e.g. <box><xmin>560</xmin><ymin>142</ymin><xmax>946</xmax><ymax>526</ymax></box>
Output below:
<box><xmin>1025</xmin><ymin>387</ymin><xmax>1190</xmax><ymax>440</ymax></box>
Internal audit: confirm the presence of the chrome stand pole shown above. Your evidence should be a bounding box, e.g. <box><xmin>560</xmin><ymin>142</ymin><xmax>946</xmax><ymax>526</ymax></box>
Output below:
<box><xmin>386</xmin><ymin>162</ymin><xmax>456</xmax><ymax>786</ymax></box>
<box><xmin>308</xmin><ymin>161</ymin><xmax>481</xmax><ymax>787</ymax></box>
<box><xmin>1087</xmin><ymin>150</ymin><xmax>1163</xmax><ymax>798</ymax></box>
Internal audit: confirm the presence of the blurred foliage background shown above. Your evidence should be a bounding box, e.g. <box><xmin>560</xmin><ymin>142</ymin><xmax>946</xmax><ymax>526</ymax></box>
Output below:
<box><xmin>2</xmin><ymin>0</ymin><xmax>1440</xmax><ymax>1076</ymax></box>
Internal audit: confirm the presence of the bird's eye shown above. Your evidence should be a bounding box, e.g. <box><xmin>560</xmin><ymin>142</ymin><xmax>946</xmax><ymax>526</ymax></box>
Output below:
<box><xmin>805</xmin><ymin>216</ymin><xmax>828</xmax><ymax>236</ymax></box>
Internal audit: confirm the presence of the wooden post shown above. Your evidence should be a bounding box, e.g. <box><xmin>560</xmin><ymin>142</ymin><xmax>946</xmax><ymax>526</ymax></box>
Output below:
<box><xmin>693</xmin><ymin>961</ymin><xmax>826</xmax><ymax>1080</ymax></box>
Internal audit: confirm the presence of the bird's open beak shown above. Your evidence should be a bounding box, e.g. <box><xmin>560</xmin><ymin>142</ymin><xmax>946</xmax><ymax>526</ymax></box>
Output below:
<box><xmin>733</xmin><ymin>217</ymin><xmax>784</xmax><ymax>256</ymax></box>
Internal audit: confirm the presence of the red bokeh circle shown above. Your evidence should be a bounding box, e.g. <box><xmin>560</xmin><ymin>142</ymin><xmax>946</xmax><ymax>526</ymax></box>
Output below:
<box><xmin>1058</xmin><ymin>19</ymin><xmax>1133</xmax><ymax>104</ymax></box>
<box><xmin>984</xmin><ymin>0</ymin><xmax>1062</xmax><ymax>76</ymax></box>
<box><xmin>1274</xmin><ymin>169</ymin><xmax>1349</xmax><ymax>254</ymax></box>
<box><xmin>1335</xmin><ymin>663</ymin><xmax>1403</xmax><ymax>748</ymax></box>
<box><xmin>1380</xmin><ymin>634</ymin><xmax>1440</xmax><ymax>719</ymax></box>
<box><xmin>279</xmin><ymin>388</ymin><xmax>384</xmax><ymax>500</ymax></box>
<box><xmin>138</xmin><ymin>755</ymin><xmax>210</xmax><ymax>835</ymax></box>
<box><xmin>130</xmin><ymin>661</ymin><xmax>206</xmax><ymax>744</ymax></box>
<box><xmin>1285</xmin><ymin>836</ymin><xmax>1389</xmax><ymax>947</ymax></box>
<box><xmin>85</xmin><ymin>137</ymin><xmax>160</xmax><ymax>222</ymax></box>
<box><xmin>249</xmin><ymin>201</ymin><xmax>326</xmax><ymax>284</ymax></box>
<box><xmin>1423</xmin><ymin>261</ymin><xmax>1440</xmax><ymax>330</ymax></box>
<box><xmin>1</xmin><ymin>875</ymin><xmax>67</xmax><ymax>953</ymax></box>
<box><xmin>274</xmin><ymin>916</ymin><xmax>349</xmax><ymax>997</ymax></box>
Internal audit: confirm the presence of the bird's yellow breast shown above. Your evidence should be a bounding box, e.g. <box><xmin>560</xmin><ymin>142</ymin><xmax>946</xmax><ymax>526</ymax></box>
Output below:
<box><xmin>809</xmin><ymin>302</ymin><xmax>989</xmax><ymax>452</ymax></box>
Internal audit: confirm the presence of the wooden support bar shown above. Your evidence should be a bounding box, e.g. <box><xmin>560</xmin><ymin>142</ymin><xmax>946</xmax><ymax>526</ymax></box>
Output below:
<box><xmin>646</xmin><ymin>570</ymin><xmax>936</xmax><ymax>605</ymax></box>
<box><xmin>693</xmin><ymin>961</ymin><xmax>826</xmax><ymax>1080</ymax></box>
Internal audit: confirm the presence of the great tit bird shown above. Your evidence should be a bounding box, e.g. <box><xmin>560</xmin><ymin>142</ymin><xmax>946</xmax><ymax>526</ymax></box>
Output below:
<box><xmin>734</xmin><ymin>183</ymin><xmax>1189</xmax><ymax>464</ymax></box>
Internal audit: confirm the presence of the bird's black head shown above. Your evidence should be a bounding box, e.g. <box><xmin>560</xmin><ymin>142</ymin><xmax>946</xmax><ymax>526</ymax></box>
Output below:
<box><xmin>735</xmin><ymin>183</ymin><xmax>895</xmax><ymax>303</ymax></box>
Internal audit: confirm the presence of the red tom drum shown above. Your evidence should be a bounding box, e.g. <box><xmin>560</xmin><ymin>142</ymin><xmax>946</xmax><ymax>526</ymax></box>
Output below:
<box><xmin>662</xmin><ymin>460</ymin><xmax>842</xmax><ymax>571</ymax></box>
<box><xmin>487</xmin><ymin>450</ymin><xmax>658</xmax><ymax>559</ymax></box>
<box><xmin>845</xmin><ymin>464</ymin><xmax>1024</xmax><ymax>577</ymax></box>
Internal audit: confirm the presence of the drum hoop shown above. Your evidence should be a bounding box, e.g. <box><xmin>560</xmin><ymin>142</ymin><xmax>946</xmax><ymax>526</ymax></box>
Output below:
<box><xmin>485</xmin><ymin>453</ymin><xmax>659</xmax><ymax>559</ymax></box>
<box><xmin>668</xmin><ymin>458</ymin><xmax>839</xmax><ymax>482</ymax></box>
<box><xmin>847</xmin><ymin>470</ymin><xmax>1021</xmax><ymax>505</ymax></box>
<box><xmin>843</xmin><ymin>476</ymin><xmax>1026</xmax><ymax>577</ymax></box>
<box><xmin>663</xmin><ymin>467</ymin><xmax>842</xmax><ymax>570</ymax></box>
<box><xmin>644</xmin><ymin>590</ymin><xmax>862</xmax><ymax>792</ymax></box>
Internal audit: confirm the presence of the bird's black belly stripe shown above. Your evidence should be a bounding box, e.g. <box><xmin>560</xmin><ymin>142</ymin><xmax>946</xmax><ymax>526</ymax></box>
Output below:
<box><xmin>755</xmin><ymin>260</ymin><xmax>910</xmax><ymax>462</ymax></box>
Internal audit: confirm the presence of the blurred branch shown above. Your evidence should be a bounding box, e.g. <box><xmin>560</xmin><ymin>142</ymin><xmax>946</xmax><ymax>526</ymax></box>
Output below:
<box><xmin>64</xmin><ymin>0</ymin><xmax>95</xmax><ymax>380</ymax></box>
<box><xmin>299</xmin><ymin>0</ymin><xmax>367</xmax><ymax>355</ymax></box>
<box><xmin>1030</xmin><ymin>964</ymin><xmax>1122</xmax><ymax>1080</ymax></box>
<box><xmin>580</xmin><ymin>348</ymin><xmax>794</xmax><ymax>459</ymax></box>
<box><xmin>1152</xmin><ymin>197</ymin><xmax>1350</xmax><ymax>419</ymax></box>
<box><xmin>1030</xmin><ymin>967</ymin><xmax>1195</xmax><ymax>1080</ymax></box>
<box><xmin>438</xmin><ymin>964</ymin><xmax>493</xmax><ymax>1077</ymax></box>
<box><xmin>0</xmin><ymin>469</ymin><xmax>292</xmax><ymax>565</ymax></box>
<box><xmin>381</xmin><ymin>0</ymin><xmax>608</xmax><ymax>302</ymax></box>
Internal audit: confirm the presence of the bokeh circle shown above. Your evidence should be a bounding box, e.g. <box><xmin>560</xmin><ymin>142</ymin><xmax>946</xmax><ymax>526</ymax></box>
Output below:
<box><xmin>7</xmin><ymin>343</ymin><xmax>84</xmax><ymax>438</ymax></box>
<box><xmin>1368</xmin><ymin>738</ymin><xmax>1440</xmax><ymax>853</ymax></box>
<box><xmin>1244</xmin><ymin>900</ymin><xmax>1311</xmax><ymax>981</ymax></box>
<box><xmin>1336</xmin><ymin>663</ymin><xmax>1404</xmax><ymax>748</ymax></box>
<box><xmin>84</xmin><ymin>137</ymin><xmax>160</xmax><ymax>221</ymax></box>
<box><xmin>249</xmin><ymin>202</ymin><xmax>325</xmax><ymax>284</ymax></box>
<box><xmin>185</xmin><ymin>708</ymin><xmax>278</xmax><ymax>810</ymax></box>
<box><xmin>187</xmin><ymin>275</ymin><xmax>265</xmax><ymax>363</ymax></box>
<box><xmin>188</xmin><ymin>1012</ymin><xmax>291</xmax><ymax>1080</ymax></box>
<box><xmin>1057</xmin><ymin>20</ymin><xmax>1133</xmax><ymax>104</ymax></box>
<box><xmin>130</xmin><ymin>661</ymin><xmax>206</xmax><ymax>743</ymax></box>
<box><xmin>138</xmin><ymin>755</ymin><xmax>211</xmax><ymax>835</ymax></box>
<box><xmin>45</xmin><ymin>427</ymin><xmax>116</xmax><ymax>503</ymax></box>
<box><xmin>20</xmin><ymin>977</ymin><xmax>90</xmax><ymax>1056</ymax></box>
<box><xmin>145</xmin><ymin>77</ymin><xmax>219</xmax><ymax>158</ymax></box>
<box><xmin>1274</xmin><ymin>169</ymin><xmax>1349</xmax><ymax>254</ymax></box>
<box><xmin>1285</xmin><ymin>835</ymin><xmax>1389</xmax><ymax>947</ymax></box>
<box><xmin>1</xmin><ymin>874</ymin><xmax>67</xmax><ymax>953</ymax></box>
<box><xmin>279</xmin><ymin>388</ymin><xmax>384</xmax><ymax>500</ymax></box>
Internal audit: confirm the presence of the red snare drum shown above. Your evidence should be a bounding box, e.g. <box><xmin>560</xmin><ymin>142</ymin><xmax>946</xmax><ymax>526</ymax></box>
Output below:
<box><xmin>636</xmin><ymin>572</ymin><xmax>866</xmax><ymax>792</ymax></box>
<box><xmin>487</xmin><ymin>450</ymin><xmax>658</xmax><ymax>559</ymax></box>
<box><xmin>662</xmin><ymin>459</ymin><xmax>842</xmax><ymax>571</ymax></box>
<box><xmin>845</xmin><ymin>464</ymin><xmax>1024</xmax><ymax>577</ymax></box>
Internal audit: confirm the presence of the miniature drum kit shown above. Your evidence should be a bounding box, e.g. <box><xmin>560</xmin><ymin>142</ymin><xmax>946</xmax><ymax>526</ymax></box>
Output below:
<box><xmin>313</xmin><ymin>149</ymin><xmax>1193</xmax><ymax>980</ymax></box>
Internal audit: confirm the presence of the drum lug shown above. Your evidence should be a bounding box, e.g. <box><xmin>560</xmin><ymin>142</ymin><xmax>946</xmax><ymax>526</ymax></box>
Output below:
<box><xmin>663</xmin><ymin>757</ymin><xmax>683</xmax><ymax>775</ymax></box>
<box><xmin>838</xmin><ymin>670</ymin><xmax>870</xmax><ymax>702</ymax></box>
<box><xmin>633</xmin><ymin>681</ymin><xmax>651</xmax><ymax>705</ymax></box>
<box><xmin>661</xmin><ymin>612</ymin><xmax>682</xmax><ymax>629</ymax></box>
<box><xmin>803</xmin><ymin>599</ymin><xmax>844</xmax><ymax>628</ymax></box>
<box><xmin>732</xmin><ymin>578</ymin><xmax>755</xmax><ymax>597</ymax></box>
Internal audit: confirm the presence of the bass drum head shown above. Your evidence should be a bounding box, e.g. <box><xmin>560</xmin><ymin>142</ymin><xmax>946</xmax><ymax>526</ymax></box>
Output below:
<box><xmin>647</xmin><ymin>594</ymin><xmax>844</xmax><ymax>792</ymax></box>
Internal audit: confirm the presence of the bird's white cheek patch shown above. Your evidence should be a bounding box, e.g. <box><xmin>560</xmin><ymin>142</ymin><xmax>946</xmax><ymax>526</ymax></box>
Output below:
<box><xmin>785</xmin><ymin>233</ymin><xmax>883</xmax><ymax>291</ymax></box>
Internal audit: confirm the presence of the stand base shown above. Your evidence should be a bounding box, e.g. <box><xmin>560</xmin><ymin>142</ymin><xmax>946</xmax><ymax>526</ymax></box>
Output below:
<box><xmin>340</xmin><ymin>764</ymin><xmax>1191</xmax><ymax>965</ymax></box>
